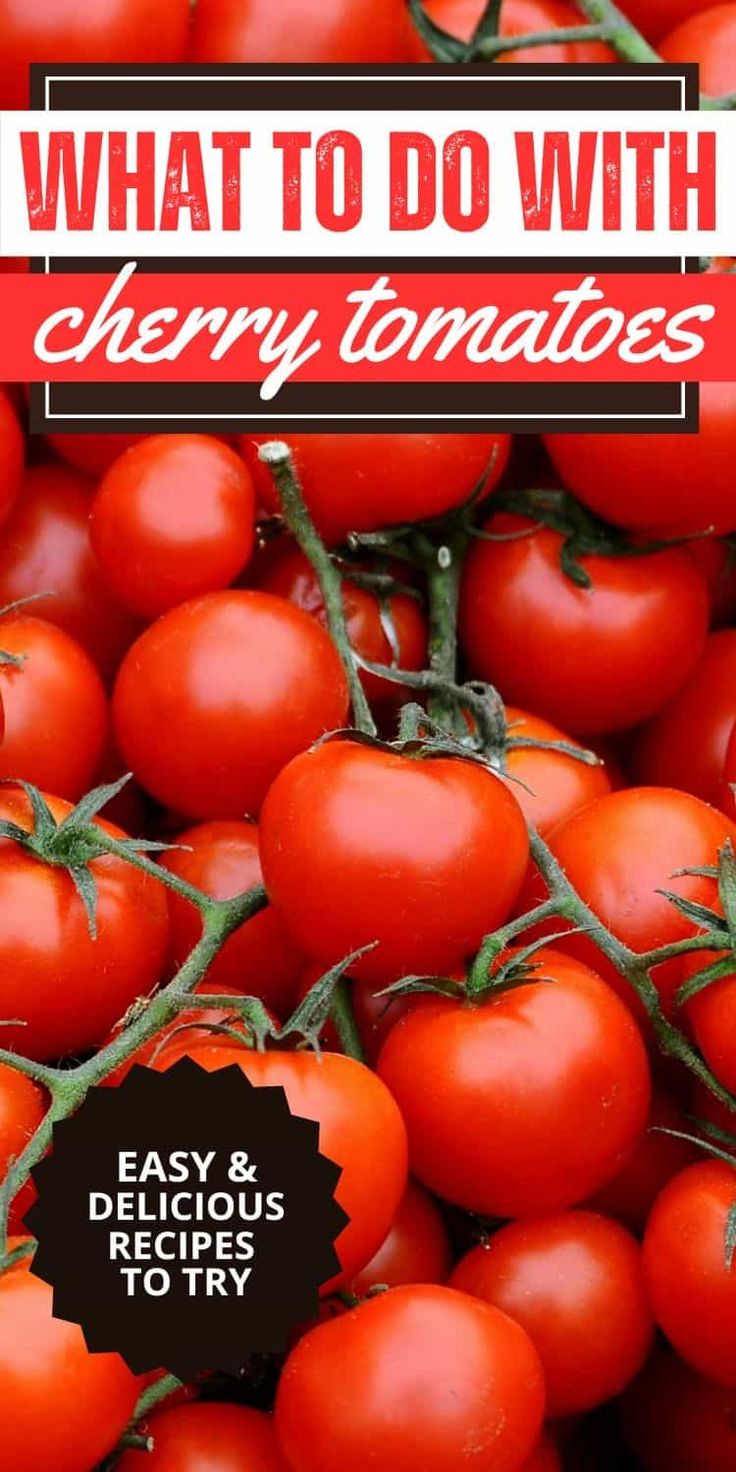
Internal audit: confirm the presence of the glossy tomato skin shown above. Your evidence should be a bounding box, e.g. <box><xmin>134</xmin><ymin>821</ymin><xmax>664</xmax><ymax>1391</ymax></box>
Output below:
<box><xmin>633</xmin><ymin>631</ymin><xmax>736</xmax><ymax>805</ymax></box>
<box><xmin>156</xmin><ymin>1043</ymin><xmax>408</xmax><ymax>1293</ymax></box>
<box><xmin>501</xmin><ymin>707</ymin><xmax>614</xmax><ymax>835</ymax></box>
<box><xmin>275</xmin><ymin>1284</ymin><xmax>546</xmax><ymax>1472</ymax></box>
<box><xmin>0</xmin><ymin>464</ymin><xmax>139</xmax><ymax>678</ymax></box>
<box><xmin>259</xmin><ymin>741</ymin><xmax>529</xmax><ymax>985</ymax></box>
<box><xmin>686</xmin><ymin>961</ymin><xmax>736</xmax><ymax>1095</ymax></box>
<box><xmin>47</xmin><ymin>433</ymin><xmax>143</xmax><ymax>477</ymax></box>
<box><xmin>0</xmin><ymin>616</ymin><xmax>108</xmax><ymax>800</ymax></box>
<box><xmin>424</xmin><ymin>0</ymin><xmax>614</xmax><ymax>58</ymax></box>
<box><xmin>0</xmin><ymin>1249</ymin><xmax>138</xmax><ymax>1472</ymax></box>
<box><xmin>350</xmin><ymin>1179</ymin><xmax>451</xmax><ymax>1297</ymax></box>
<box><xmin>585</xmin><ymin>1086</ymin><xmax>697</xmax><ymax>1233</ymax></box>
<box><xmin>460</xmin><ymin>514</ymin><xmax>709</xmax><ymax>736</ymax></box>
<box><xmin>620</xmin><ymin>1349</ymin><xmax>736</xmax><ymax>1472</ymax></box>
<box><xmin>660</xmin><ymin>5</ymin><xmax>736</xmax><ymax>97</ymax></box>
<box><xmin>643</xmin><ymin>1162</ymin><xmax>736</xmax><ymax>1387</ymax></box>
<box><xmin>623</xmin><ymin>0</ymin><xmax>725</xmax><ymax>39</ymax></box>
<box><xmin>160</xmin><ymin>820</ymin><xmax>303</xmax><ymax>1016</ymax></box>
<box><xmin>377</xmin><ymin>952</ymin><xmax>650</xmax><ymax>1218</ymax></box>
<box><xmin>242</xmin><ymin>434</ymin><xmax>509</xmax><ymax>545</ymax></box>
<box><xmin>0</xmin><ymin>0</ymin><xmax>190</xmax><ymax>108</ymax></box>
<box><xmin>0</xmin><ymin>787</ymin><xmax>169</xmax><ymax>1061</ymax></box>
<box><xmin>545</xmin><ymin>384</ymin><xmax>736</xmax><ymax>536</ymax></box>
<box><xmin>117</xmin><ymin>1403</ymin><xmax>287</xmax><ymax>1472</ymax></box>
<box><xmin>450</xmin><ymin>1211</ymin><xmax>653</xmax><ymax>1416</ymax></box>
<box><xmin>90</xmin><ymin>436</ymin><xmax>257</xmax><ymax>620</ymax></box>
<box><xmin>113</xmin><ymin>591</ymin><xmax>349</xmax><ymax>821</ymax></box>
<box><xmin>0</xmin><ymin>1064</ymin><xmax>45</xmax><ymax>1231</ymax></box>
<box><xmin>0</xmin><ymin>391</ymin><xmax>23</xmax><ymax>528</ymax></box>
<box><xmin>190</xmin><ymin>0</ymin><xmax>423</xmax><ymax>61</ymax></box>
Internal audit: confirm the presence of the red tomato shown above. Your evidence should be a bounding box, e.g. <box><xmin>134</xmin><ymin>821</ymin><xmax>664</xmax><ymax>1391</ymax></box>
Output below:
<box><xmin>117</xmin><ymin>1403</ymin><xmax>287</xmax><ymax>1472</ymax></box>
<box><xmin>520</xmin><ymin>1436</ymin><xmax>562</xmax><ymax>1472</ymax></box>
<box><xmin>721</xmin><ymin>717</ymin><xmax>736</xmax><ymax>817</ymax></box>
<box><xmin>520</xmin><ymin>787</ymin><xmax>736</xmax><ymax>1018</ymax></box>
<box><xmin>156</xmin><ymin>1043</ymin><xmax>408</xmax><ymax>1293</ymax></box>
<box><xmin>424</xmin><ymin>0</ymin><xmax>614</xmax><ymax>59</ymax></box>
<box><xmin>90</xmin><ymin>436</ymin><xmax>257</xmax><ymax>620</ymax></box>
<box><xmin>623</xmin><ymin>0</ymin><xmax>725</xmax><ymax>40</ymax></box>
<box><xmin>275</xmin><ymin>1285</ymin><xmax>546</xmax><ymax>1472</ymax></box>
<box><xmin>160</xmin><ymin>820</ymin><xmax>303</xmax><ymax>1016</ymax></box>
<box><xmin>252</xmin><ymin>542</ymin><xmax>427</xmax><ymax>709</ymax></box>
<box><xmin>685</xmin><ymin>949</ymin><xmax>736</xmax><ymax>1095</ymax></box>
<box><xmin>450</xmin><ymin>1211</ymin><xmax>653</xmax><ymax>1416</ymax></box>
<box><xmin>47</xmin><ymin>434</ymin><xmax>143</xmax><ymax>478</ymax></box>
<box><xmin>0</xmin><ymin>1064</ymin><xmax>46</xmax><ymax>1231</ymax></box>
<box><xmin>0</xmin><ymin>1247</ymin><xmax>138</xmax><ymax>1472</ymax></box>
<box><xmin>0</xmin><ymin>786</ymin><xmax>169</xmax><ymax>1061</ymax></box>
<box><xmin>660</xmin><ymin>4</ymin><xmax>736</xmax><ymax>97</ymax></box>
<box><xmin>0</xmin><ymin>391</ymin><xmax>23</xmax><ymax>529</ymax></box>
<box><xmin>189</xmin><ymin>0</ymin><xmax>423</xmax><ymax>62</ymax></box>
<box><xmin>102</xmin><ymin>980</ymin><xmax>269</xmax><ymax>1086</ymax></box>
<box><xmin>377</xmin><ymin>951</ymin><xmax>650</xmax><ymax>1217</ymax></box>
<box><xmin>0</xmin><ymin>0</ymin><xmax>190</xmax><ymax>108</ymax></box>
<box><xmin>0</xmin><ymin>463</ymin><xmax>139</xmax><ymax>678</ymax></box>
<box><xmin>501</xmin><ymin>707</ymin><xmax>614</xmax><ymax>834</ymax></box>
<box><xmin>544</xmin><ymin>384</ymin><xmax>736</xmax><ymax>536</ymax></box>
<box><xmin>259</xmin><ymin>740</ymin><xmax>529</xmax><ymax>985</ymax></box>
<box><xmin>621</xmin><ymin>1349</ymin><xmax>736</xmax><ymax>1472</ymax></box>
<box><xmin>294</xmin><ymin>962</ymin><xmax>429</xmax><ymax>1061</ymax></box>
<box><xmin>242</xmin><ymin>434</ymin><xmax>509</xmax><ymax>545</ymax></box>
<box><xmin>460</xmin><ymin>514</ymin><xmax>709</xmax><ymax>736</ymax></box>
<box><xmin>644</xmin><ymin>1162</ymin><xmax>736</xmax><ymax>1386</ymax></box>
<box><xmin>0</xmin><ymin>615</ymin><xmax>108</xmax><ymax>800</ymax></box>
<box><xmin>633</xmin><ymin>631</ymin><xmax>736</xmax><ymax>805</ymax></box>
<box><xmin>113</xmin><ymin>591</ymin><xmax>349</xmax><ymax>820</ymax></box>
<box><xmin>586</xmin><ymin>1087</ymin><xmax>697</xmax><ymax>1233</ymax></box>
<box><xmin>350</xmin><ymin>1179</ymin><xmax>451</xmax><ymax>1296</ymax></box>
<box><xmin>686</xmin><ymin>537</ymin><xmax>736</xmax><ymax>627</ymax></box>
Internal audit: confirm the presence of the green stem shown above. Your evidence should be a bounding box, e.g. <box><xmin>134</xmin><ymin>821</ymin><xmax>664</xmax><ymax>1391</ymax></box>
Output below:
<box><xmin>425</xmin><ymin>534</ymin><xmax>465</xmax><ymax>726</ymax></box>
<box><xmin>575</xmin><ymin>0</ymin><xmax>661</xmax><ymax>62</ymax></box>
<box><xmin>330</xmin><ymin>979</ymin><xmax>366</xmax><ymax>1063</ymax></box>
<box><xmin>476</xmin><ymin>23</ymin><xmax>612</xmax><ymax>56</ymax></box>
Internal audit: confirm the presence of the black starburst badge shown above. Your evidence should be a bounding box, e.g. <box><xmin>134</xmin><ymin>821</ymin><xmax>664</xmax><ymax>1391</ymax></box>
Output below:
<box><xmin>26</xmin><ymin>1059</ymin><xmax>348</xmax><ymax>1379</ymax></box>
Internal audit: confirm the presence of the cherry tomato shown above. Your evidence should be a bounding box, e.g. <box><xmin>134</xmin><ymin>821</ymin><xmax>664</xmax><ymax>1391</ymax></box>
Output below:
<box><xmin>450</xmin><ymin>1210</ymin><xmax>653</xmax><ymax>1416</ymax></box>
<box><xmin>424</xmin><ymin>0</ymin><xmax>614</xmax><ymax>59</ymax></box>
<box><xmin>47</xmin><ymin>434</ymin><xmax>143</xmax><ymax>478</ymax></box>
<box><xmin>0</xmin><ymin>615</ymin><xmax>108</xmax><ymax>800</ymax></box>
<box><xmin>275</xmin><ymin>1284</ymin><xmax>546</xmax><ymax>1472</ymax></box>
<box><xmin>686</xmin><ymin>956</ymin><xmax>736</xmax><ymax>1095</ymax></box>
<box><xmin>113</xmin><ymin>591</ymin><xmax>349</xmax><ymax>821</ymax></box>
<box><xmin>0</xmin><ymin>1246</ymin><xmax>138</xmax><ymax>1472</ymax></box>
<box><xmin>160</xmin><ymin>819</ymin><xmax>303</xmax><ymax>1016</ymax></box>
<box><xmin>253</xmin><ymin>541</ymin><xmax>427</xmax><ymax>709</ymax></box>
<box><xmin>644</xmin><ymin>1161</ymin><xmax>736</xmax><ymax>1386</ymax></box>
<box><xmin>660</xmin><ymin>4</ymin><xmax>736</xmax><ymax>97</ymax></box>
<box><xmin>586</xmin><ymin>1086</ymin><xmax>697</xmax><ymax>1233</ymax></box>
<box><xmin>621</xmin><ymin>1348</ymin><xmax>736</xmax><ymax>1472</ymax></box>
<box><xmin>721</xmin><ymin>717</ymin><xmax>736</xmax><ymax>817</ymax></box>
<box><xmin>350</xmin><ymin>1179</ymin><xmax>451</xmax><ymax>1297</ymax></box>
<box><xmin>544</xmin><ymin>384</ymin><xmax>736</xmax><ymax>536</ymax></box>
<box><xmin>189</xmin><ymin>0</ymin><xmax>423</xmax><ymax>62</ymax></box>
<box><xmin>90</xmin><ymin>436</ymin><xmax>257</xmax><ymax>620</ymax></box>
<box><xmin>460</xmin><ymin>514</ymin><xmax>709</xmax><ymax>736</ymax></box>
<box><xmin>0</xmin><ymin>1064</ymin><xmax>45</xmax><ymax>1231</ymax></box>
<box><xmin>117</xmin><ymin>1403</ymin><xmax>287</xmax><ymax>1472</ymax></box>
<box><xmin>0</xmin><ymin>786</ymin><xmax>169</xmax><ymax>1061</ymax></box>
<box><xmin>260</xmin><ymin>740</ymin><xmax>529</xmax><ymax>985</ymax></box>
<box><xmin>501</xmin><ymin>707</ymin><xmax>614</xmax><ymax>834</ymax></box>
<box><xmin>0</xmin><ymin>391</ymin><xmax>23</xmax><ymax>529</ymax></box>
<box><xmin>377</xmin><ymin>951</ymin><xmax>650</xmax><ymax>1217</ymax></box>
<box><xmin>156</xmin><ymin>1043</ymin><xmax>408</xmax><ymax>1293</ymax></box>
<box><xmin>242</xmin><ymin>434</ymin><xmax>510</xmax><ymax>545</ymax></box>
<box><xmin>520</xmin><ymin>787</ymin><xmax>736</xmax><ymax>1018</ymax></box>
<box><xmin>633</xmin><ymin>631</ymin><xmax>736</xmax><ymax>805</ymax></box>
<box><xmin>520</xmin><ymin>1436</ymin><xmax>562</xmax><ymax>1472</ymax></box>
<box><xmin>0</xmin><ymin>0</ymin><xmax>190</xmax><ymax>108</ymax></box>
<box><xmin>0</xmin><ymin>463</ymin><xmax>139</xmax><ymax>678</ymax></box>
<box><xmin>622</xmin><ymin>0</ymin><xmax>725</xmax><ymax>40</ymax></box>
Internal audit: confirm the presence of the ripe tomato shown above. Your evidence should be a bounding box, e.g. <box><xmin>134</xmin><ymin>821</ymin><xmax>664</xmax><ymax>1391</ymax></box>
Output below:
<box><xmin>544</xmin><ymin>384</ymin><xmax>736</xmax><ymax>536</ymax></box>
<box><xmin>259</xmin><ymin>740</ymin><xmax>529</xmax><ymax>984</ymax></box>
<box><xmin>160</xmin><ymin>820</ymin><xmax>304</xmax><ymax>1016</ymax></box>
<box><xmin>47</xmin><ymin>433</ymin><xmax>143</xmax><ymax>478</ymax></box>
<box><xmin>242</xmin><ymin>434</ymin><xmax>509</xmax><ymax>545</ymax></box>
<box><xmin>0</xmin><ymin>1247</ymin><xmax>138</xmax><ymax>1472</ymax></box>
<box><xmin>686</xmin><ymin>537</ymin><xmax>736</xmax><ymax>628</ymax></box>
<box><xmin>0</xmin><ymin>1064</ymin><xmax>46</xmax><ymax>1231</ymax></box>
<box><xmin>520</xmin><ymin>787</ymin><xmax>736</xmax><ymax>1018</ymax></box>
<box><xmin>622</xmin><ymin>0</ymin><xmax>724</xmax><ymax>40</ymax></box>
<box><xmin>643</xmin><ymin>1161</ymin><xmax>736</xmax><ymax>1387</ymax></box>
<box><xmin>90</xmin><ymin>436</ymin><xmax>257</xmax><ymax>620</ymax></box>
<box><xmin>660</xmin><ymin>5</ymin><xmax>736</xmax><ymax>97</ymax></box>
<box><xmin>686</xmin><ymin>961</ymin><xmax>736</xmax><ymax>1095</ymax></box>
<box><xmin>377</xmin><ymin>951</ymin><xmax>650</xmax><ymax>1217</ymax></box>
<box><xmin>350</xmin><ymin>1179</ymin><xmax>451</xmax><ymax>1296</ymax></box>
<box><xmin>721</xmin><ymin>717</ymin><xmax>736</xmax><ymax>817</ymax></box>
<box><xmin>459</xmin><ymin>514</ymin><xmax>709</xmax><ymax>736</ymax></box>
<box><xmin>0</xmin><ymin>0</ymin><xmax>190</xmax><ymax>108</ymax></box>
<box><xmin>633</xmin><ymin>631</ymin><xmax>736</xmax><ymax>805</ymax></box>
<box><xmin>0</xmin><ymin>463</ymin><xmax>139</xmax><ymax>678</ymax></box>
<box><xmin>621</xmin><ymin>1349</ymin><xmax>736</xmax><ymax>1472</ymax></box>
<box><xmin>252</xmin><ymin>541</ymin><xmax>427</xmax><ymax>710</ymax></box>
<box><xmin>0</xmin><ymin>391</ymin><xmax>23</xmax><ymax>528</ymax></box>
<box><xmin>117</xmin><ymin>1403</ymin><xmax>287</xmax><ymax>1471</ymax></box>
<box><xmin>156</xmin><ymin>1043</ymin><xmax>408</xmax><ymax>1292</ymax></box>
<box><xmin>586</xmin><ymin>1086</ymin><xmax>697</xmax><ymax>1233</ymax></box>
<box><xmin>520</xmin><ymin>1436</ymin><xmax>562</xmax><ymax>1472</ymax></box>
<box><xmin>501</xmin><ymin>707</ymin><xmax>614</xmax><ymax>834</ymax></box>
<box><xmin>450</xmin><ymin>1211</ymin><xmax>653</xmax><ymax>1416</ymax></box>
<box><xmin>113</xmin><ymin>591</ymin><xmax>349</xmax><ymax>821</ymax></box>
<box><xmin>0</xmin><ymin>615</ymin><xmax>108</xmax><ymax>800</ymax></box>
<box><xmin>275</xmin><ymin>1285</ymin><xmax>546</xmax><ymax>1472</ymax></box>
<box><xmin>189</xmin><ymin>0</ymin><xmax>423</xmax><ymax>62</ymax></box>
<box><xmin>424</xmin><ymin>0</ymin><xmax>614</xmax><ymax>59</ymax></box>
<box><xmin>0</xmin><ymin>786</ymin><xmax>169</xmax><ymax>1061</ymax></box>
